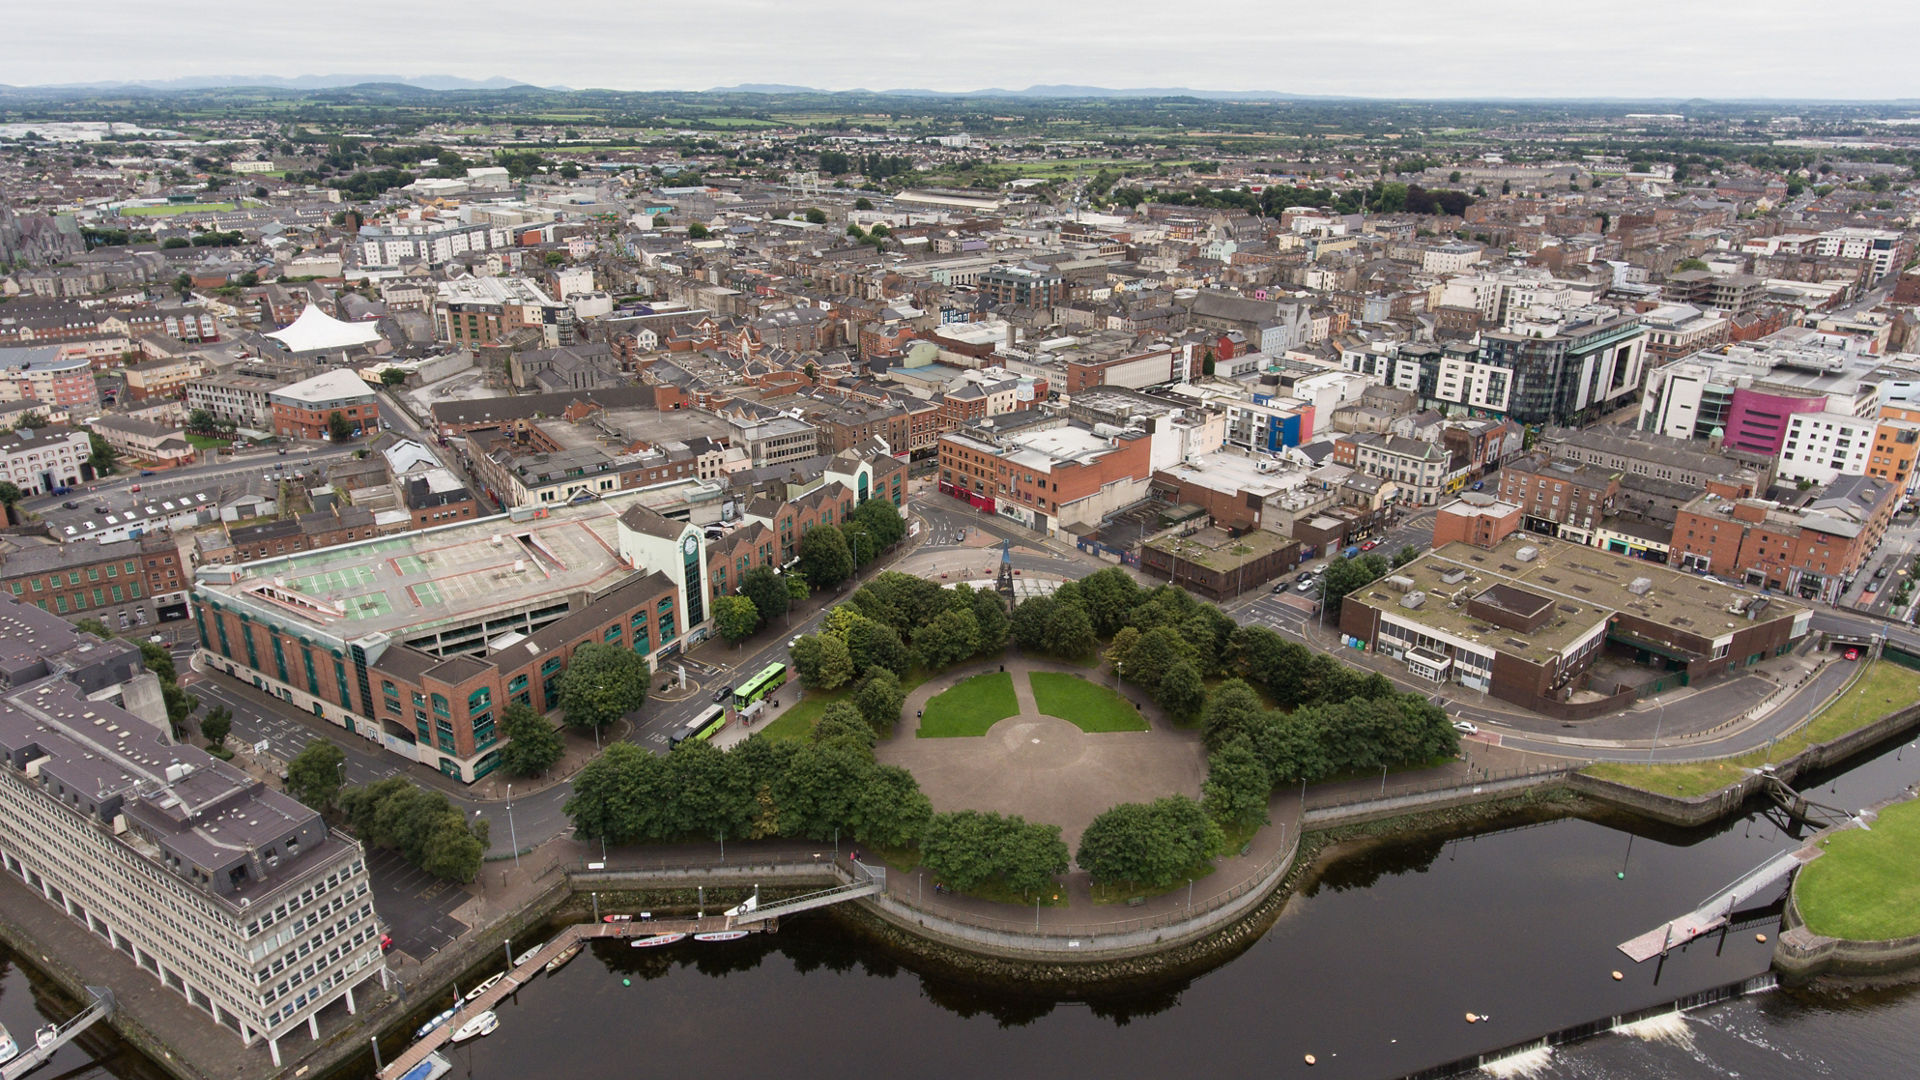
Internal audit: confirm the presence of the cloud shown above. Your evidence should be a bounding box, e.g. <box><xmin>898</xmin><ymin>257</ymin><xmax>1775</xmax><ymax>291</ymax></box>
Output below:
<box><xmin>8</xmin><ymin>0</ymin><xmax>1920</xmax><ymax>99</ymax></box>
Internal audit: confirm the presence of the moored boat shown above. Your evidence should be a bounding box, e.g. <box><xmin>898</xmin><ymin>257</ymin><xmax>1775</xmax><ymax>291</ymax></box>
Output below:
<box><xmin>544</xmin><ymin>941</ymin><xmax>583</xmax><ymax>973</ymax></box>
<box><xmin>398</xmin><ymin>1051</ymin><xmax>453</xmax><ymax>1080</ymax></box>
<box><xmin>629</xmin><ymin>932</ymin><xmax>687</xmax><ymax>948</ymax></box>
<box><xmin>449</xmin><ymin>1011</ymin><xmax>498</xmax><ymax>1043</ymax></box>
<box><xmin>512</xmin><ymin>944</ymin><xmax>543</xmax><ymax>967</ymax></box>
<box><xmin>413</xmin><ymin>1007</ymin><xmax>458</xmax><ymax>1041</ymax></box>
<box><xmin>462</xmin><ymin>973</ymin><xmax>505</xmax><ymax>1003</ymax></box>
<box><xmin>693</xmin><ymin>930</ymin><xmax>749</xmax><ymax>942</ymax></box>
<box><xmin>0</xmin><ymin>1023</ymin><xmax>18</xmax><ymax>1067</ymax></box>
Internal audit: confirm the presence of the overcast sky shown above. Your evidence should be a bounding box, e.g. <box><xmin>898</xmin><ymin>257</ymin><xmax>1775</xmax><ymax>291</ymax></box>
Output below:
<box><xmin>11</xmin><ymin>1</ymin><xmax>1920</xmax><ymax>100</ymax></box>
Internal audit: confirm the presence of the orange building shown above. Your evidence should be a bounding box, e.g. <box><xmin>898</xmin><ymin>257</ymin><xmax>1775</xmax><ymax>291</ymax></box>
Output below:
<box><xmin>1871</xmin><ymin>406</ymin><xmax>1920</xmax><ymax>491</ymax></box>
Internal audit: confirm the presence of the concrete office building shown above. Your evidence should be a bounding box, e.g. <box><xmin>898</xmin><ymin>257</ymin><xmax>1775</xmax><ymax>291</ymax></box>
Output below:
<box><xmin>0</xmin><ymin>600</ymin><xmax>386</xmax><ymax>1066</ymax></box>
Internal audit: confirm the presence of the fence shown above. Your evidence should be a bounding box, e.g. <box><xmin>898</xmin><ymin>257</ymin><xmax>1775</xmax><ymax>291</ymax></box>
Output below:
<box><xmin>1302</xmin><ymin>762</ymin><xmax>1578</xmax><ymax>816</ymax></box>
<box><xmin>867</xmin><ymin>830</ymin><xmax>1299</xmax><ymax>955</ymax></box>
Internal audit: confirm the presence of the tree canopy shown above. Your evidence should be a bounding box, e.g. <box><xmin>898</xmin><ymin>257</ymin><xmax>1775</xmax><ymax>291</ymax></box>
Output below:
<box><xmin>555</xmin><ymin>642</ymin><xmax>650</xmax><ymax>732</ymax></box>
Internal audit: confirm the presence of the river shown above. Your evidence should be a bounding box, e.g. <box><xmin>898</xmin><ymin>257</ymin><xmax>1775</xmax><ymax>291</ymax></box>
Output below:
<box><xmin>13</xmin><ymin>736</ymin><xmax>1920</xmax><ymax>1080</ymax></box>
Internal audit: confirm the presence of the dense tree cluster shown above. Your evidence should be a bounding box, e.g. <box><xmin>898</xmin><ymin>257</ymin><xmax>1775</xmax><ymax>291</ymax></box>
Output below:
<box><xmin>920</xmin><ymin>810</ymin><xmax>1070</xmax><ymax>899</ymax></box>
<box><xmin>791</xmin><ymin>570</ymin><xmax>1007</xmax><ymax>686</ymax></box>
<box><xmin>565</xmin><ymin>702</ymin><xmax>932</xmax><ymax>850</ymax></box>
<box><xmin>340</xmin><ymin>777</ymin><xmax>489</xmax><ymax>883</ymax></box>
<box><xmin>554</xmin><ymin>642</ymin><xmax>650</xmax><ymax>734</ymax></box>
<box><xmin>1077</xmin><ymin>796</ymin><xmax>1222</xmax><ymax>889</ymax></box>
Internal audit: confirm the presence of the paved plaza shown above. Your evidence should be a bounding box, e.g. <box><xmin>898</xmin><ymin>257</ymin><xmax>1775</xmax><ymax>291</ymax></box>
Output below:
<box><xmin>879</xmin><ymin>657</ymin><xmax>1207</xmax><ymax>852</ymax></box>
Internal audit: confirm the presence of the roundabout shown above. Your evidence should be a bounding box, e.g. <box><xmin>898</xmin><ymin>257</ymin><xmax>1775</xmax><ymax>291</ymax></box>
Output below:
<box><xmin>879</xmin><ymin>658</ymin><xmax>1208</xmax><ymax>851</ymax></box>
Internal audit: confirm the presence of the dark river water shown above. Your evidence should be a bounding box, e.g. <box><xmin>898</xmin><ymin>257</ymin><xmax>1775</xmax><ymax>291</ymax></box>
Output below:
<box><xmin>14</xmin><ymin>736</ymin><xmax>1920</xmax><ymax>1080</ymax></box>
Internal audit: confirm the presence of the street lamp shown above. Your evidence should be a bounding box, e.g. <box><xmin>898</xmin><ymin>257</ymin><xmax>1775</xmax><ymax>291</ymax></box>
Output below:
<box><xmin>505</xmin><ymin>784</ymin><xmax>520</xmax><ymax>872</ymax></box>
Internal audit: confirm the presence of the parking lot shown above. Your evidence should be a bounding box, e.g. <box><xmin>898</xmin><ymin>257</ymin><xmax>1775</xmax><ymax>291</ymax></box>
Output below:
<box><xmin>365</xmin><ymin>847</ymin><xmax>469</xmax><ymax>961</ymax></box>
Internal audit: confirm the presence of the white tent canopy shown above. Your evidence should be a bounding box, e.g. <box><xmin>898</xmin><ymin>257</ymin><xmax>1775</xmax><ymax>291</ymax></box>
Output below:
<box><xmin>265</xmin><ymin>304</ymin><xmax>383</xmax><ymax>353</ymax></box>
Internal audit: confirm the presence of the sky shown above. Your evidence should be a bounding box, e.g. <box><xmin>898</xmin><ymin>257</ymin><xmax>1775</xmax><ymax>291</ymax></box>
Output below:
<box><xmin>10</xmin><ymin>0</ymin><xmax>1920</xmax><ymax>100</ymax></box>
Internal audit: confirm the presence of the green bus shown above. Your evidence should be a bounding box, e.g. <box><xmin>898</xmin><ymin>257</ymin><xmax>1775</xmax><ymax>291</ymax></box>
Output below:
<box><xmin>672</xmin><ymin>706</ymin><xmax>729</xmax><ymax>746</ymax></box>
<box><xmin>733</xmin><ymin>663</ymin><xmax>788</xmax><ymax>709</ymax></box>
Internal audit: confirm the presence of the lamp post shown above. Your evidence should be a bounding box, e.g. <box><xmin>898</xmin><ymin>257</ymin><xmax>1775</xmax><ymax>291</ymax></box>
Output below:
<box><xmin>505</xmin><ymin>784</ymin><xmax>520</xmax><ymax>872</ymax></box>
<box><xmin>1186</xmin><ymin>877</ymin><xmax>1194</xmax><ymax>917</ymax></box>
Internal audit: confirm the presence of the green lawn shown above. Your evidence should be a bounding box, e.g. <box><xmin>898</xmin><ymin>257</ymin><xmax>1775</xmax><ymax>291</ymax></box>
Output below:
<box><xmin>1029</xmin><ymin>672</ymin><xmax>1148</xmax><ymax>733</ymax></box>
<box><xmin>185</xmin><ymin>434</ymin><xmax>230</xmax><ymax>450</ymax></box>
<box><xmin>1795</xmin><ymin>798</ymin><xmax>1920</xmax><ymax>940</ymax></box>
<box><xmin>757</xmin><ymin>687</ymin><xmax>847</xmax><ymax>742</ymax></box>
<box><xmin>120</xmin><ymin>202</ymin><xmax>237</xmax><ymax>216</ymax></box>
<box><xmin>1583</xmin><ymin>660</ymin><xmax>1920</xmax><ymax>798</ymax></box>
<box><xmin>917</xmin><ymin>672</ymin><xmax>1020</xmax><ymax>738</ymax></box>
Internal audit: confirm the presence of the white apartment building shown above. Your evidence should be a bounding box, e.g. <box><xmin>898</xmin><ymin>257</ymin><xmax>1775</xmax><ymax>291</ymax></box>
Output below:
<box><xmin>0</xmin><ymin>425</ymin><xmax>90</xmax><ymax>495</ymax></box>
<box><xmin>1422</xmin><ymin>242</ymin><xmax>1483</xmax><ymax>275</ymax></box>
<box><xmin>1779</xmin><ymin>411</ymin><xmax>1877</xmax><ymax>485</ymax></box>
<box><xmin>1434</xmin><ymin>352</ymin><xmax>1514</xmax><ymax>414</ymax></box>
<box><xmin>0</xmin><ymin>601</ymin><xmax>386</xmax><ymax>1068</ymax></box>
<box><xmin>356</xmin><ymin>221</ymin><xmax>512</xmax><ymax>268</ymax></box>
<box><xmin>1816</xmin><ymin>228</ymin><xmax>1904</xmax><ymax>282</ymax></box>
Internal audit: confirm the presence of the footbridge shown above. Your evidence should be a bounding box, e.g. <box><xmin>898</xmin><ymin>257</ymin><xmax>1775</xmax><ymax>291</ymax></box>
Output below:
<box><xmin>728</xmin><ymin>861</ymin><xmax>885</xmax><ymax>925</ymax></box>
<box><xmin>1617</xmin><ymin>847</ymin><xmax>1813</xmax><ymax>962</ymax></box>
<box><xmin>2</xmin><ymin>985</ymin><xmax>113</xmax><ymax>1080</ymax></box>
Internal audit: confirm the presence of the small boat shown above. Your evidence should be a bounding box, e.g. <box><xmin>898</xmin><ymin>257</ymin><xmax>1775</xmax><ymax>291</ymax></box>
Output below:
<box><xmin>629</xmin><ymin>932</ymin><xmax>687</xmax><ymax>948</ymax></box>
<box><xmin>398</xmin><ymin>1051</ymin><xmax>453</xmax><ymax>1080</ymax></box>
<box><xmin>32</xmin><ymin>1025</ymin><xmax>55</xmax><ymax>1051</ymax></box>
<box><xmin>512</xmin><ymin>944</ymin><xmax>543</xmax><ymax>967</ymax></box>
<box><xmin>449</xmin><ymin>1011</ymin><xmax>498</xmax><ymax>1043</ymax></box>
<box><xmin>601</xmin><ymin>914</ymin><xmax>632</xmax><ymax>923</ymax></box>
<box><xmin>544</xmin><ymin>942</ymin><xmax>583</xmax><ymax>974</ymax></box>
<box><xmin>693</xmin><ymin>930</ymin><xmax>749</xmax><ymax>943</ymax></box>
<box><xmin>413</xmin><ymin>1007</ymin><xmax>458</xmax><ymax>1041</ymax></box>
<box><xmin>0</xmin><ymin>1023</ymin><xmax>18</xmax><ymax>1067</ymax></box>
<box><xmin>462</xmin><ymin>973</ymin><xmax>504</xmax><ymax>1003</ymax></box>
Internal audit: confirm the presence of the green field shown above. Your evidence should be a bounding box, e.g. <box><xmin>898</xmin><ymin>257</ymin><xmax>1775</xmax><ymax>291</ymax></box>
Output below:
<box><xmin>1029</xmin><ymin>672</ymin><xmax>1148</xmax><ymax>733</ymax></box>
<box><xmin>120</xmin><ymin>202</ymin><xmax>237</xmax><ymax>216</ymax></box>
<box><xmin>1583</xmin><ymin>660</ymin><xmax>1920</xmax><ymax>798</ymax></box>
<box><xmin>1795</xmin><ymin>798</ymin><xmax>1920</xmax><ymax>940</ymax></box>
<box><xmin>758</xmin><ymin>686</ymin><xmax>849</xmax><ymax>742</ymax></box>
<box><xmin>184</xmin><ymin>434</ymin><xmax>230</xmax><ymax>450</ymax></box>
<box><xmin>918</xmin><ymin>672</ymin><xmax>1020</xmax><ymax>738</ymax></box>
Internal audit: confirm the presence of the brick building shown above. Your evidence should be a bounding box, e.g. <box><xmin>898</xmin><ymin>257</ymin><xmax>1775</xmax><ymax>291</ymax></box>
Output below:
<box><xmin>269</xmin><ymin>369</ymin><xmax>380</xmax><ymax>441</ymax></box>
<box><xmin>1669</xmin><ymin>476</ymin><xmax>1898</xmax><ymax>602</ymax></box>
<box><xmin>1496</xmin><ymin>454</ymin><xmax>1621</xmax><ymax>545</ymax></box>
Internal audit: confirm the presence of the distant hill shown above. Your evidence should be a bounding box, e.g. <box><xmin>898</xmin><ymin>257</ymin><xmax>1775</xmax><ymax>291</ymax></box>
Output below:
<box><xmin>27</xmin><ymin>74</ymin><xmax>557</xmax><ymax>92</ymax></box>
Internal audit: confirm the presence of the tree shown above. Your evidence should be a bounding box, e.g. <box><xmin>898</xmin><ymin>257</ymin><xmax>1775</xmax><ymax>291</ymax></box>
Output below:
<box><xmin>1201</xmin><ymin>678</ymin><xmax>1267</xmax><ymax>750</ymax></box>
<box><xmin>1044</xmin><ymin>601</ymin><xmax>1097</xmax><ymax>659</ymax></box>
<box><xmin>74</xmin><ymin>618</ymin><xmax>112</xmax><ymax>639</ymax></box>
<box><xmin>852</xmin><ymin>669</ymin><xmax>906</xmax><ymax>731</ymax></box>
<box><xmin>326</xmin><ymin>410</ymin><xmax>354</xmax><ymax>443</ymax></box>
<box><xmin>1319</xmin><ymin>553</ymin><xmax>1389</xmax><ymax>620</ymax></box>
<box><xmin>739</xmin><ymin>565</ymin><xmax>790</xmax><ymax>626</ymax></box>
<box><xmin>853</xmin><ymin>197</ymin><xmax>873</xmax><ymax>210</ymax></box>
<box><xmin>1074</xmin><ymin>567</ymin><xmax>1141</xmax><ymax>637</ymax></box>
<box><xmin>811</xmin><ymin>702</ymin><xmax>876</xmax><ymax>750</ymax></box>
<box><xmin>791</xmin><ymin>633</ymin><xmax>854</xmax><ymax>690</ymax></box>
<box><xmin>0</xmin><ymin>482</ymin><xmax>19</xmax><ymax>525</ymax></box>
<box><xmin>712</xmin><ymin>594</ymin><xmax>760</xmax><ymax>644</ymax></box>
<box><xmin>557</xmin><ymin>162</ymin><xmax>580</xmax><ymax>180</ymax></box>
<box><xmin>798</xmin><ymin>525</ymin><xmax>854</xmax><ymax>589</ymax></box>
<box><xmin>173</xmin><ymin>272</ymin><xmax>193</xmax><ymax>297</ymax></box>
<box><xmin>921</xmin><ymin>810</ymin><xmax>1067</xmax><ymax>897</ymax></box>
<box><xmin>850</xmin><ymin>497</ymin><xmax>906</xmax><ymax>547</ymax></box>
<box><xmin>86</xmin><ymin>432</ymin><xmax>115</xmax><ymax>476</ymax></box>
<box><xmin>912</xmin><ymin>607</ymin><xmax>979</xmax><ymax>670</ymax></box>
<box><xmin>285</xmin><ymin>741</ymin><xmax>346</xmax><ymax>811</ymax></box>
<box><xmin>841</xmin><ymin>521</ymin><xmax>877</xmax><ymax>568</ymax></box>
<box><xmin>555</xmin><ymin>642</ymin><xmax>650</xmax><ymax>735</ymax></box>
<box><xmin>1076</xmin><ymin>796</ymin><xmax>1220</xmax><ymax>889</ymax></box>
<box><xmin>1203</xmin><ymin>744</ymin><xmax>1271</xmax><ymax>828</ymax></box>
<box><xmin>1155</xmin><ymin>659</ymin><xmax>1206</xmax><ymax>724</ymax></box>
<box><xmin>1009</xmin><ymin>595</ymin><xmax>1056</xmax><ymax>651</ymax></box>
<box><xmin>199</xmin><ymin>704</ymin><xmax>233</xmax><ymax>748</ymax></box>
<box><xmin>499</xmin><ymin>702</ymin><xmax>564</xmax><ymax>776</ymax></box>
<box><xmin>1675</xmin><ymin>257</ymin><xmax>1710</xmax><ymax>273</ymax></box>
<box><xmin>804</xmin><ymin>207</ymin><xmax>828</xmax><ymax>225</ymax></box>
<box><xmin>850</xmin><ymin>765</ymin><xmax>930</xmax><ymax>849</ymax></box>
<box><xmin>186</xmin><ymin>408</ymin><xmax>216</xmax><ymax>433</ymax></box>
<box><xmin>379</xmin><ymin>367</ymin><xmax>408</xmax><ymax>387</ymax></box>
<box><xmin>687</xmin><ymin>222</ymin><xmax>711</xmax><ymax>240</ymax></box>
<box><xmin>566</xmin><ymin>744</ymin><xmax>664</xmax><ymax>843</ymax></box>
<box><xmin>970</xmin><ymin>589</ymin><xmax>1010</xmax><ymax>654</ymax></box>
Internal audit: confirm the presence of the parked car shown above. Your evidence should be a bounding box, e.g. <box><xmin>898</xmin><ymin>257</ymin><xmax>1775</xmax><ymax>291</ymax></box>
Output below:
<box><xmin>277</xmin><ymin>448</ymin><xmax>288</xmax><ymax>456</ymax></box>
<box><xmin>61</xmin><ymin>501</ymin><xmax>77</xmax><ymax>510</ymax></box>
<box><xmin>1271</xmin><ymin>582</ymin><xmax>1288</xmax><ymax>594</ymax></box>
<box><xmin>1361</xmin><ymin>539</ymin><xmax>1379</xmax><ymax>551</ymax></box>
<box><xmin>1452</xmin><ymin>720</ymin><xmax>1479</xmax><ymax>735</ymax></box>
<box><xmin>139</xmin><ymin>469</ymin><xmax>155</xmax><ymax>477</ymax></box>
<box><xmin>1296</xmin><ymin>577</ymin><xmax>1318</xmax><ymax>593</ymax></box>
<box><xmin>128</xmin><ymin>485</ymin><xmax>141</xmax><ymax>493</ymax></box>
<box><xmin>786</xmin><ymin>637</ymin><xmax>799</xmax><ymax>650</ymax></box>
<box><xmin>1295</xmin><ymin>570</ymin><xmax>1316</xmax><ymax>584</ymax></box>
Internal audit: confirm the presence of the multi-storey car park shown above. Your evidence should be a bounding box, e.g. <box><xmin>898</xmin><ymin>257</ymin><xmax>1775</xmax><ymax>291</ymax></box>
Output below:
<box><xmin>0</xmin><ymin>600</ymin><xmax>386</xmax><ymax>1067</ymax></box>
